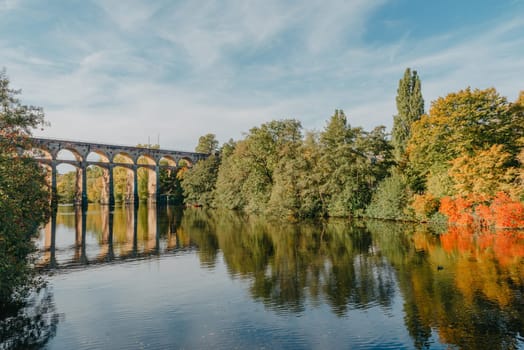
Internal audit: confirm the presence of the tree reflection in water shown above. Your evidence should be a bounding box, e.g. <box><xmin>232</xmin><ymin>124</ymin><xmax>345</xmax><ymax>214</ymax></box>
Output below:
<box><xmin>185</xmin><ymin>210</ymin><xmax>524</xmax><ymax>350</ymax></box>
<box><xmin>367</xmin><ymin>220</ymin><xmax>524</xmax><ymax>350</ymax></box>
<box><xmin>184</xmin><ymin>210</ymin><xmax>397</xmax><ymax>315</ymax></box>
<box><xmin>0</xmin><ymin>287</ymin><xmax>59</xmax><ymax>350</ymax></box>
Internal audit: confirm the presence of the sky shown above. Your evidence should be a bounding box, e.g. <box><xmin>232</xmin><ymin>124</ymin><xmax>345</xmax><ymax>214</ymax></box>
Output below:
<box><xmin>1</xmin><ymin>0</ymin><xmax>523</xmax><ymax>151</ymax></box>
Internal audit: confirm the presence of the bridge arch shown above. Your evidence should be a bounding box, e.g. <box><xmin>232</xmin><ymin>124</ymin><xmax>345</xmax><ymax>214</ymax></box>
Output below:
<box><xmin>57</xmin><ymin>148</ymin><xmax>83</xmax><ymax>162</ymax></box>
<box><xmin>112</xmin><ymin>152</ymin><xmax>134</xmax><ymax>165</ymax></box>
<box><xmin>159</xmin><ymin>155</ymin><xmax>177</xmax><ymax>167</ymax></box>
<box><xmin>137</xmin><ymin>155</ymin><xmax>158</xmax><ymax>203</ymax></box>
<box><xmin>137</xmin><ymin>154</ymin><xmax>156</xmax><ymax>166</ymax></box>
<box><xmin>178</xmin><ymin>157</ymin><xmax>193</xmax><ymax>168</ymax></box>
<box><xmin>86</xmin><ymin>150</ymin><xmax>110</xmax><ymax>163</ymax></box>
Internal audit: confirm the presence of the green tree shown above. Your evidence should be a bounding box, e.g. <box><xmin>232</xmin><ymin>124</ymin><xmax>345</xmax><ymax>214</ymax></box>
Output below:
<box><xmin>267</xmin><ymin>130</ymin><xmax>324</xmax><ymax>219</ymax></box>
<box><xmin>86</xmin><ymin>166</ymin><xmax>104</xmax><ymax>203</ymax></box>
<box><xmin>214</xmin><ymin>119</ymin><xmax>303</xmax><ymax>215</ymax></box>
<box><xmin>57</xmin><ymin>171</ymin><xmax>76</xmax><ymax>203</ymax></box>
<box><xmin>195</xmin><ymin>133</ymin><xmax>219</xmax><ymax>154</ymax></box>
<box><xmin>293</xmin><ymin>131</ymin><xmax>324</xmax><ymax>217</ymax></box>
<box><xmin>391</xmin><ymin>68</ymin><xmax>424</xmax><ymax>162</ymax></box>
<box><xmin>181</xmin><ymin>155</ymin><xmax>220</xmax><ymax>206</ymax></box>
<box><xmin>112</xmin><ymin>159</ymin><xmax>131</xmax><ymax>203</ymax></box>
<box><xmin>317</xmin><ymin>110</ymin><xmax>387</xmax><ymax>216</ymax></box>
<box><xmin>180</xmin><ymin>134</ymin><xmax>221</xmax><ymax>206</ymax></box>
<box><xmin>159</xmin><ymin>165</ymin><xmax>184</xmax><ymax>205</ymax></box>
<box><xmin>366</xmin><ymin>169</ymin><xmax>413</xmax><ymax>220</ymax></box>
<box><xmin>0</xmin><ymin>69</ymin><xmax>50</xmax><ymax>309</ymax></box>
<box><xmin>317</xmin><ymin>110</ymin><xmax>358</xmax><ymax>216</ymax></box>
<box><xmin>213</xmin><ymin>139</ymin><xmax>247</xmax><ymax>210</ymax></box>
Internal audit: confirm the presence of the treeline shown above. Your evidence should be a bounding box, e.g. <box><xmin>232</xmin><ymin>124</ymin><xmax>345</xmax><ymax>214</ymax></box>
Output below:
<box><xmin>182</xmin><ymin>69</ymin><xmax>524</xmax><ymax>226</ymax></box>
<box><xmin>184</xmin><ymin>115</ymin><xmax>392</xmax><ymax>218</ymax></box>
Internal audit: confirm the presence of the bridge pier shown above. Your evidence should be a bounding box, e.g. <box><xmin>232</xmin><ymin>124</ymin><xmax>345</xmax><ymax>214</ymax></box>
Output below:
<box><xmin>81</xmin><ymin>163</ymin><xmax>88</xmax><ymax>210</ymax></box>
<box><xmin>155</xmin><ymin>165</ymin><xmax>161</xmax><ymax>204</ymax></box>
<box><xmin>125</xmin><ymin>168</ymin><xmax>134</xmax><ymax>204</ymax></box>
<box><xmin>74</xmin><ymin>167</ymin><xmax>82</xmax><ymax>206</ymax></box>
<box><xmin>147</xmin><ymin>166</ymin><xmax>158</xmax><ymax>205</ymax></box>
<box><xmin>108</xmin><ymin>164</ymin><xmax>115</xmax><ymax>208</ymax></box>
<box><xmin>133</xmin><ymin>166</ymin><xmax>139</xmax><ymax>205</ymax></box>
<box><xmin>73</xmin><ymin>164</ymin><xmax>89</xmax><ymax>209</ymax></box>
<box><xmin>51</xmin><ymin>161</ymin><xmax>58</xmax><ymax>210</ymax></box>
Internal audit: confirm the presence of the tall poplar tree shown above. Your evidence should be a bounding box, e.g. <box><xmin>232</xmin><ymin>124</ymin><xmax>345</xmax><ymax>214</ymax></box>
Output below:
<box><xmin>391</xmin><ymin>68</ymin><xmax>424</xmax><ymax>161</ymax></box>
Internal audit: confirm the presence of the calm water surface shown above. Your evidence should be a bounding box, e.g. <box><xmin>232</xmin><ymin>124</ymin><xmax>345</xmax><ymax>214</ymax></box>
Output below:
<box><xmin>14</xmin><ymin>205</ymin><xmax>524</xmax><ymax>349</ymax></box>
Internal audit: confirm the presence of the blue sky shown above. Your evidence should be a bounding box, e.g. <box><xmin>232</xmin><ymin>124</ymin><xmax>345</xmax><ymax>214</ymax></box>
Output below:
<box><xmin>1</xmin><ymin>0</ymin><xmax>523</xmax><ymax>150</ymax></box>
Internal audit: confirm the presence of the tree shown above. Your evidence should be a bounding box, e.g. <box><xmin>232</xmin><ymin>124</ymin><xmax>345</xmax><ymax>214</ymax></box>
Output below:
<box><xmin>366</xmin><ymin>170</ymin><xmax>413</xmax><ymax>220</ymax></box>
<box><xmin>449</xmin><ymin>144</ymin><xmax>520</xmax><ymax>198</ymax></box>
<box><xmin>0</xmin><ymin>69</ymin><xmax>50</xmax><ymax>309</ymax></box>
<box><xmin>159</xmin><ymin>165</ymin><xmax>184</xmax><ymax>205</ymax></box>
<box><xmin>214</xmin><ymin>139</ymin><xmax>248</xmax><ymax>210</ymax></box>
<box><xmin>241</xmin><ymin>119</ymin><xmax>303</xmax><ymax>214</ymax></box>
<box><xmin>86</xmin><ymin>166</ymin><xmax>105</xmax><ymax>203</ymax></box>
<box><xmin>317</xmin><ymin>110</ymin><xmax>387</xmax><ymax>216</ymax></box>
<box><xmin>195</xmin><ymin>133</ymin><xmax>219</xmax><ymax>154</ymax></box>
<box><xmin>214</xmin><ymin>120</ymin><xmax>303</xmax><ymax>215</ymax></box>
<box><xmin>407</xmin><ymin>87</ymin><xmax>521</xmax><ymax>196</ymax></box>
<box><xmin>181</xmin><ymin>155</ymin><xmax>220</xmax><ymax>206</ymax></box>
<box><xmin>391</xmin><ymin>68</ymin><xmax>424</xmax><ymax>162</ymax></box>
<box><xmin>317</xmin><ymin>110</ymin><xmax>358</xmax><ymax>216</ymax></box>
<box><xmin>181</xmin><ymin>134</ymin><xmax>221</xmax><ymax>206</ymax></box>
<box><xmin>56</xmin><ymin>171</ymin><xmax>76</xmax><ymax>203</ymax></box>
<box><xmin>268</xmin><ymin>131</ymin><xmax>324</xmax><ymax>219</ymax></box>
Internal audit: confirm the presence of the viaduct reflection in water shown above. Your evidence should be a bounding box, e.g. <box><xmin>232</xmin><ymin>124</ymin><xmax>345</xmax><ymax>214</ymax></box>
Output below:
<box><xmin>38</xmin><ymin>204</ymin><xmax>184</xmax><ymax>269</ymax></box>
<box><xmin>37</xmin><ymin>207</ymin><xmax>524</xmax><ymax>349</ymax></box>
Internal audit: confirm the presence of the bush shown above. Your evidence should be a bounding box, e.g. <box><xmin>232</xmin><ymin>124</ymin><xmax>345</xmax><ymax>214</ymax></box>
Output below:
<box><xmin>365</xmin><ymin>171</ymin><xmax>413</xmax><ymax>221</ymax></box>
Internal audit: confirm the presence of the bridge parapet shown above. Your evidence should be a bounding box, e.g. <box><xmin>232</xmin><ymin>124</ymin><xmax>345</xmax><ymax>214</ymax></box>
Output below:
<box><xmin>31</xmin><ymin>137</ymin><xmax>208</xmax><ymax>165</ymax></box>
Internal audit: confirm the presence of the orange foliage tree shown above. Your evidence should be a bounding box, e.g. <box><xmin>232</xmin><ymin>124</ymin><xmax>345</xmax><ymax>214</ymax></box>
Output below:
<box><xmin>439</xmin><ymin>192</ymin><xmax>524</xmax><ymax>229</ymax></box>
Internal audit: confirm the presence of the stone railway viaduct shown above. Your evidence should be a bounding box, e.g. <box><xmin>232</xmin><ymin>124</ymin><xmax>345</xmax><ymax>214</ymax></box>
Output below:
<box><xmin>30</xmin><ymin>137</ymin><xmax>208</xmax><ymax>208</ymax></box>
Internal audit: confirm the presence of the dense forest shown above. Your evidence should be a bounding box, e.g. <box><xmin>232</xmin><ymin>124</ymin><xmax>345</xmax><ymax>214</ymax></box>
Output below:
<box><xmin>57</xmin><ymin>68</ymin><xmax>524</xmax><ymax>228</ymax></box>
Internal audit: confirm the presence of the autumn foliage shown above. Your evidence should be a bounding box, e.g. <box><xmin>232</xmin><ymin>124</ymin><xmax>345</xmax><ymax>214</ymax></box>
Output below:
<box><xmin>410</xmin><ymin>193</ymin><xmax>439</xmax><ymax>220</ymax></box>
<box><xmin>439</xmin><ymin>192</ymin><xmax>524</xmax><ymax>229</ymax></box>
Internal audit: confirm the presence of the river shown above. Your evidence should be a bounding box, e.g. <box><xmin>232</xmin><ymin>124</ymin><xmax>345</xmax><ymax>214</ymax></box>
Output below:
<box><xmin>9</xmin><ymin>205</ymin><xmax>524</xmax><ymax>349</ymax></box>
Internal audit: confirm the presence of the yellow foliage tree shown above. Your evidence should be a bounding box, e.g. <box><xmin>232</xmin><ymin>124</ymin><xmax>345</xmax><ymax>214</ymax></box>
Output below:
<box><xmin>449</xmin><ymin>144</ymin><xmax>521</xmax><ymax>199</ymax></box>
<box><xmin>407</xmin><ymin>88</ymin><xmax>522</xmax><ymax>197</ymax></box>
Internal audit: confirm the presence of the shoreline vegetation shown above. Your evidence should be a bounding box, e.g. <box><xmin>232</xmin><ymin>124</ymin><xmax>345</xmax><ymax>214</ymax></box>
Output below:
<box><xmin>50</xmin><ymin>68</ymin><xmax>524</xmax><ymax>229</ymax></box>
